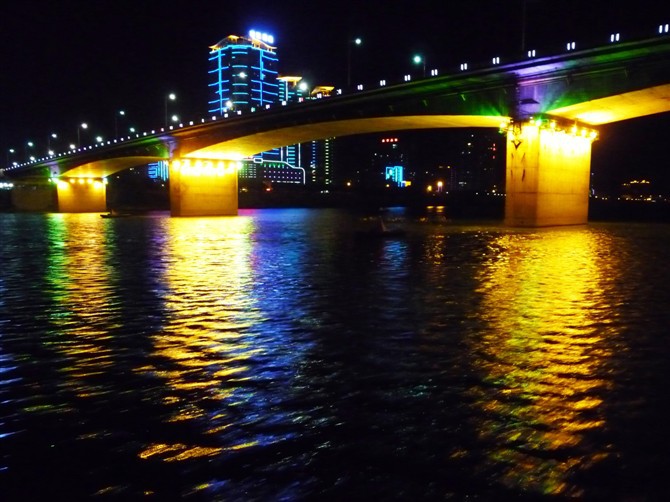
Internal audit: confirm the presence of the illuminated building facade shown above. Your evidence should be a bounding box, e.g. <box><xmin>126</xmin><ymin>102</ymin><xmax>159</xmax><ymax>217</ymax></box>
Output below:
<box><xmin>208</xmin><ymin>30</ymin><xmax>279</xmax><ymax>114</ymax></box>
<box><xmin>373</xmin><ymin>137</ymin><xmax>407</xmax><ymax>187</ymax></box>
<box><xmin>208</xmin><ymin>30</ymin><xmax>306</xmax><ymax>185</ymax></box>
<box><xmin>309</xmin><ymin>137</ymin><xmax>334</xmax><ymax>187</ymax></box>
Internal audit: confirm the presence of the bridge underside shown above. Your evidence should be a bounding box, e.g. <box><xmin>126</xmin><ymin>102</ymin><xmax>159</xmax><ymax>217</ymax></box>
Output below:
<box><xmin>548</xmin><ymin>83</ymin><xmax>670</xmax><ymax>125</ymax></box>
<box><xmin>178</xmin><ymin>115</ymin><xmax>507</xmax><ymax>160</ymax></box>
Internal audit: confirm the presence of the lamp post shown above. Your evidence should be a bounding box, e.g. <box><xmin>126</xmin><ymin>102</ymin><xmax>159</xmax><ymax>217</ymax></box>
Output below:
<box><xmin>347</xmin><ymin>37</ymin><xmax>362</xmax><ymax>87</ymax></box>
<box><xmin>77</xmin><ymin>122</ymin><xmax>88</xmax><ymax>147</ymax></box>
<box><xmin>413</xmin><ymin>54</ymin><xmax>426</xmax><ymax>77</ymax></box>
<box><xmin>115</xmin><ymin>110</ymin><xmax>125</xmax><ymax>138</ymax></box>
<box><xmin>7</xmin><ymin>148</ymin><xmax>15</xmax><ymax>166</ymax></box>
<box><xmin>47</xmin><ymin>133</ymin><xmax>57</xmax><ymax>154</ymax></box>
<box><xmin>25</xmin><ymin>141</ymin><xmax>34</xmax><ymax>161</ymax></box>
<box><xmin>165</xmin><ymin>93</ymin><xmax>176</xmax><ymax>128</ymax></box>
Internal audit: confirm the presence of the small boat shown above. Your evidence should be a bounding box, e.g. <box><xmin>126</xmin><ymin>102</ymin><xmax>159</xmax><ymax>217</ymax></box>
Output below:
<box><xmin>100</xmin><ymin>211</ymin><xmax>133</xmax><ymax>218</ymax></box>
<box><xmin>355</xmin><ymin>216</ymin><xmax>406</xmax><ymax>238</ymax></box>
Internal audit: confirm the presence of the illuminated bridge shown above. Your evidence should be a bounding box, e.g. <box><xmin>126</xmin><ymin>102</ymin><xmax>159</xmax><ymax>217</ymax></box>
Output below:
<box><xmin>4</xmin><ymin>30</ymin><xmax>670</xmax><ymax>226</ymax></box>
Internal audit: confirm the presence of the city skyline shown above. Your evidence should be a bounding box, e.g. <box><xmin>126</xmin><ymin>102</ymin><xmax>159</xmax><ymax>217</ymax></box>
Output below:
<box><xmin>2</xmin><ymin>0</ymin><xmax>670</xmax><ymax>190</ymax></box>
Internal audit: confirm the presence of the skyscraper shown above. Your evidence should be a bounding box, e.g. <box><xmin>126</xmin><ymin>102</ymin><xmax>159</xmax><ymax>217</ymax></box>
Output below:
<box><xmin>208</xmin><ymin>30</ymin><xmax>305</xmax><ymax>185</ymax></box>
<box><xmin>208</xmin><ymin>30</ymin><xmax>279</xmax><ymax>114</ymax></box>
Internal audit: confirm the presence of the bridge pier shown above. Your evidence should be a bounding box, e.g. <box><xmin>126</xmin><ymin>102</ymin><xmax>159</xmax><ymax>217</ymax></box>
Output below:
<box><xmin>11</xmin><ymin>182</ymin><xmax>57</xmax><ymax>212</ymax></box>
<box><xmin>169</xmin><ymin>159</ymin><xmax>239</xmax><ymax>216</ymax></box>
<box><xmin>56</xmin><ymin>177</ymin><xmax>107</xmax><ymax>213</ymax></box>
<box><xmin>504</xmin><ymin>119</ymin><xmax>597</xmax><ymax>227</ymax></box>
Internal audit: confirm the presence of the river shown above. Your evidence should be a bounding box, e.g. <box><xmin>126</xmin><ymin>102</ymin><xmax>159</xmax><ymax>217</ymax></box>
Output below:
<box><xmin>1</xmin><ymin>208</ymin><xmax>669</xmax><ymax>500</ymax></box>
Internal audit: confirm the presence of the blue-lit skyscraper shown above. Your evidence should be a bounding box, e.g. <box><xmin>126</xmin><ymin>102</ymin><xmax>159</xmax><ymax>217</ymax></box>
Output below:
<box><xmin>208</xmin><ymin>30</ymin><xmax>305</xmax><ymax>184</ymax></box>
<box><xmin>208</xmin><ymin>31</ymin><xmax>279</xmax><ymax>114</ymax></box>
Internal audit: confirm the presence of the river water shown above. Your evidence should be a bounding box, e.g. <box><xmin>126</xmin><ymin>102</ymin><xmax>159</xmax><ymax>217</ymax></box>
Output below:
<box><xmin>1</xmin><ymin>208</ymin><xmax>669</xmax><ymax>500</ymax></box>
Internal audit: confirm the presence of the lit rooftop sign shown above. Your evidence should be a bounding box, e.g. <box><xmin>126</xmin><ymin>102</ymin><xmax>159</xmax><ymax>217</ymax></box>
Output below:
<box><xmin>249</xmin><ymin>30</ymin><xmax>274</xmax><ymax>45</ymax></box>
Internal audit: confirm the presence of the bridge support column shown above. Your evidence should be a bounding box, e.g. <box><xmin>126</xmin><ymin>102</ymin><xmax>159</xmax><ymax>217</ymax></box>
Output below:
<box><xmin>11</xmin><ymin>183</ymin><xmax>57</xmax><ymax>212</ymax></box>
<box><xmin>505</xmin><ymin>120</ymin><xmax>597</xmax><ymax>227</ymax></box>
<box><xmin>169</xmin><ymin>159</ymin><xmax>239</xmax><ymax>216</ymax></box>
<box><xmin>56</xmin><ymin>177</ymin><xmax>107</xmax><ymax>213</ymax></box>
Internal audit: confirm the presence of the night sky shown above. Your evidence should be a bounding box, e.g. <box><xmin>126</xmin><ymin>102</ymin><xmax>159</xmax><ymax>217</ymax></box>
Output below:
<box><xmin>1</xmin><ymin>0</ymin><xmax>670</xmax><ymax>189</ymax></box>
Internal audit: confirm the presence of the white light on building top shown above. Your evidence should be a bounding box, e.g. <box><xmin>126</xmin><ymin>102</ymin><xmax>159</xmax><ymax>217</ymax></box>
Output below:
<box><xmin>249</xmin><ymin>30</ymin><xmax>274</xmax><ymax>45</ymax></box>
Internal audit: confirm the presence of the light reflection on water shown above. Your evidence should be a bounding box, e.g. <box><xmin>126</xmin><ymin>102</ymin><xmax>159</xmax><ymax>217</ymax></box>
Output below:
<box><xmin>470</xmin><ymin>229</ymin><xmax>622</xmax><ymax>496</ymax></box>
<box><xmin>1</xmin><ymin>210</ymin><xmax>669</xmax><ymax>499</ymax></box>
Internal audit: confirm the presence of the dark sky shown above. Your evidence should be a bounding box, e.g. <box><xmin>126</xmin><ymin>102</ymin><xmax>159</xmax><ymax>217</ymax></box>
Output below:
<box><xmin>1</xmin><ymin>0</ymin><xmax>670</xmax><ymax>187</ymax></box>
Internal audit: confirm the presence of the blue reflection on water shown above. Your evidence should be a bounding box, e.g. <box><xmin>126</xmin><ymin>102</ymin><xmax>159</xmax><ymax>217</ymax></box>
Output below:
<box><xmin>1</xmin><ymin>210</ymin><xmax>670</xmax><ymax>499</ymax></box>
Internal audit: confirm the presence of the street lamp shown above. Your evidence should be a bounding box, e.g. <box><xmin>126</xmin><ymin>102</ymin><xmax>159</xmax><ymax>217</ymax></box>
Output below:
<box><xmin>413</xmin><ymin>54</ymin><xmax>426</xmax><ymax>77</ymax></box>
<box><xmin>115</xmin><ymin>110</ymin><xmax>126</xmax><ymax>137</ymax></box>
<box><xmin>25</xmin><ymin>141</ymin><xmax>34</xmax><ymax>161</ymax></box>
<box><xmin>47</xmin><ymin>133</ymin><xmax>57</xmax><ymax>153</ymax></box>
<box><xmin>77</xmin><ymin>122</ymin><xmax>88</xmax><ymax>147</ymax></box>
<box><xmin>165</xmin><ymin>93</ymin><xmax>176</xmax><ymax>128</ymax></box>
<box><xmin>7</xmin><ymin>148</ymin><xmax>15</xmax><ymax>165</ymax></box>
<box><xmin>347</xmin><ymin>37</ymin><xmax>362</xmax><ymax>87</ymax></box>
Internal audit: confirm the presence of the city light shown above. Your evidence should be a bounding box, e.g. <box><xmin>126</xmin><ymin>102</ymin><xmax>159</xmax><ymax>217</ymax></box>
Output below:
<box><xmin>248</xmin><ymin>30</ymin><xmax>274</xmax><ymax>45</ymax></box>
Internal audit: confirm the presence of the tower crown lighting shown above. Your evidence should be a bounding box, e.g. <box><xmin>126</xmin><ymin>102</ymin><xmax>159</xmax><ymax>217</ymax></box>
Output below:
<box><xmin>249</xmin><ymin>29</ymin><xmax>274</xmax><ymax>45</ymax></box>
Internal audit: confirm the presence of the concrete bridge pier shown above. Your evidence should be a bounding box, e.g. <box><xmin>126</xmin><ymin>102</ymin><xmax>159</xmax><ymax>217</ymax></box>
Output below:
<box><xmin>504</xmin><ymin>119</ymin><xmax>598</xmax><ymax>227</ymax></box>
<box><xmin>55</xmin><ymin>177</ymin><xmax>107</xmax><ymax>213</ymax></box>
<box><xmin>11</xmin><ymin>182</ymin><xmax>57</xmax><ymax>212</ymax></box>
<box><xmin>169</xmin><ymin>158</ymin><xmax>240</xmax><ymax>216</ymax></box>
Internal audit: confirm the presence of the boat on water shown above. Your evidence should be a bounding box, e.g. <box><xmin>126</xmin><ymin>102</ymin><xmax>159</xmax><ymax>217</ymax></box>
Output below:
<box><xmin>355</xmin><ymin>216</ymin><xmax>406</xmax><ymax>238</ymax></box>
<box><xmin>100</xmin><ymin>211</ymin><xmax>133</xmax><ymax>218</ymax></box>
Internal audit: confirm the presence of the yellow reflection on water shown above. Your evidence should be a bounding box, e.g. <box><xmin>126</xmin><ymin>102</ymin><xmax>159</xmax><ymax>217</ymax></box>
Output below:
<box><xmin>138</xmin><ymin>216</ymin><xmax>262</xmax><ymax>461</ymax></box>
<box><xmin>471</xmin><ymin>228</ymin><xmax>624</xmax><ymax>496</ymax></box>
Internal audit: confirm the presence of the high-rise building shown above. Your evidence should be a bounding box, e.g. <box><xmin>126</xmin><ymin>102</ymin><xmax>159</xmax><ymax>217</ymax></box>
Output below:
<box><xmin>452</xmin><ymin>131</ymin><xmax>503</xmax><ymax>193</ymax></box>
<box><xmin>368</xmin><ymin>137</ymin><xmax>407</xmax><ymax>188</ymax></box>
<box><xmin>208</xmin><ymin>31</ymin><xmax>279</xmax><ymax>114</ymax></box>
<box><xmin>208</xmin><ymin>30</ymin><xmax>306</xmax><ymax>185</ymax></box>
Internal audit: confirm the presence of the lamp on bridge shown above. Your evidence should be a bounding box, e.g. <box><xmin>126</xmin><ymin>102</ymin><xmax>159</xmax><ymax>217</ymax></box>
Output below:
<box><xmin>165</xmin><ymin>93</ymin><xmax>176</xmax><ymax>128</ymax></box>
<box><xmin>7</xmin><ymin>148</ymin><xmax>15</xmax><ymax>166</ymax></box>
<box><xmin>47</xmin><ymin>133</ymin><xmax>57</xmax><ymax>155</ymax></box>
<box><xmin>115</xmin><ymin>110</ymin><xmax>126</xmax><ymax>138</ymax></box>
<box><xmin>77</xmin><ymin>122</ymin><xmax>88</xmax><ymax>148</ymax></box>
<box><xmin>413</xmin><ymin>54</ymin><xmax>426</xmax><ymax>78</ymax></box>
<box><xmin>25</xmin><ymin>141</ymin><xmax>34</xmax><ymax>162</ymax></box>
<box><xmin>347</xmin><ymin>37</ymin><xmax>362</xmax><ymax>87</ymax></box>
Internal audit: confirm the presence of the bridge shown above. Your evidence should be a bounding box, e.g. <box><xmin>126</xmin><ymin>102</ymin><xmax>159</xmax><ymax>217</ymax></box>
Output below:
<box><xmin>4</xmin><ymin>31</ymin><xmax>670</xmax><ymax>226</ymax></box>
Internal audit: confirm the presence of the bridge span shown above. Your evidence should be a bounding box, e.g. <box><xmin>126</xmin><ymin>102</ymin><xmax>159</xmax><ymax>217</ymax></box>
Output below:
<box><xmin>4</xmin><ymin>34</ymin><xmax>670</xmax><ymax>226</ymax></box>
